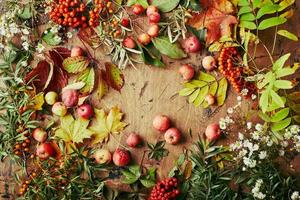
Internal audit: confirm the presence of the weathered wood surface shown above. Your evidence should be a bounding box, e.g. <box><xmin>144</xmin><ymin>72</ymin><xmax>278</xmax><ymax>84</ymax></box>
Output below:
<box><xmin>1</xmin><ymin>1</ymin><xmax>300</xmax><ymax>198</ymax></box>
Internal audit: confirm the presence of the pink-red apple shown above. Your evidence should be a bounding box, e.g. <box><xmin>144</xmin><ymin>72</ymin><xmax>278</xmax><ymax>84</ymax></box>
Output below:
<box><xmin>164</xmin><ymin>128</ymin><xmax>181</xmax><ymax>145</ymax></box>
<box><xmin>183</xmin><ymin>36</ymin><xmax>201</xmax><ymax>53</ymax></box>
<box><xmin>123</xmin><ymin>36</ymin><xmax>136</xmax><ymax>49</ymax></box>
<box><xmin>113</xmin><ymin>148</ymin><xmax>131</xmax><ymax>167</ymax></box>
<box><xmin>146</xmin><ymin>5</ymin><xmax>158</xmax><ymax>17</ymax></box>
<box><xmin>153</xmin><ymin>115</ymin><xmax>171</xmax><ymax>132</ymax></box>
<box><xmin>126</xmin><ymin>133</ymin><xmax>142</xmax><ymax>148</ymax></box>
<box><xmin>179</xmin><ymin>64</ymin><xmax>195</xmax><ymax>80</ymax></box>
<box><xmin>32</xmin><ymin>128</ymin><xmax>48</xmax><ymax>143</ymax></box>
<box><xmin>202</xmin><ymin>56</ymin><xmax>216</xmax><ymax>71</ymax></box>
<box><xmin>71</xmin><ymin>46</ymin><xmax>84</xmax><ymax>57</ymax></box>
<box><xmin>147</xmin><ymin>24</ymin><xmax>160</xmax><ymax>37</ymax></box>
<box><xmin>52</xmin><ymin>102</ymin><xmax>67</xmax><ymax>116</ymax></box>
<box><xmin>94</xmin><ymin>149</ymin><xmax>112</xmax><ymax>164</ymax></box>
<box><xmin>148</xmin><ymin>12</ymin><xmax>160</xmax><ymax>23</ymax></box>
<box><xmin>205</xmin><ymin>123</ymin><xmax>221</xmax><ymax>141</ymax></box>
<box><xmin>132</xmin><ymin>4</ymin><xmax>144</xmax><ymax>15</ymax></box>
<box><xmin>138</xmin><ymin>33</ymin><xmax>151</xmax><ymax>45</ymax></box>
<box><xmin>77</xmin><ymin>104</ymin><xmax>93</xmax><ymax>119</ymax></box>
<box><xmin>62</xmin><ymin>89</ymin><xmax>79</xmax><ymax>107</ymax></box>
<box><xmin>36</xmin><ymin>143</ymin><xmax>55</xmax><ymax>159</ymax></box>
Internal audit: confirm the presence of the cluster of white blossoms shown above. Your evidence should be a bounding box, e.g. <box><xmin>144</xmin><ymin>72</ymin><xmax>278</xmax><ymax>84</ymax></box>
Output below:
<box><xmin>282</xmin><ymin>125</ymin><xmax>300</xmax><ymax>153</ymax></box>
<box><xmin>219</xmin><ymin>96</ymin><xmax>243</xmax><ymax>130</ymax></box>
<box><xmin>230</xmin><ymin>123</ymin><xmax>271</xmax><ymax>170</ymax></box>
<box><xmin>251</xmin><ymin>179</ymin><xmax>266</xmax><ymax>199</ymax></box>
<box><xmin>291</xmin><ymin>191</ymin><xmax>300</xmax><ymax>200</ymax></box>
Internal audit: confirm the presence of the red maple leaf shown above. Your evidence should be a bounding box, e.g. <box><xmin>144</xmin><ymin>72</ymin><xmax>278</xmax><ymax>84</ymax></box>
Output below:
<box><xmin>188</xmin><ymin>0</ymin><xmax>238</xmax><ymax>45</ymax></box>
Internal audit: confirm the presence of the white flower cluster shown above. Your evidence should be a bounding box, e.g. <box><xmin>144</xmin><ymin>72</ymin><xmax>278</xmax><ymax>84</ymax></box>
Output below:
<box><xmin>219</xmin><ymin>96</ymin><xmax>243</xmax><ymax>130</ymax></box>
<box><xmin>251</xmin><ymin>179</ymin><xmax>266</xmax><ymax>199</ymax></box>
<box><xmin>291</xmin><ymin>191</ymin><xmax>300</xmax><ymax>200</ymax></box>
<box><xmin>282</xmin><ymin>125</ymin><xmax>300</xmax><ymax>152</ymax></box>
<box><xmin>230</xmin><ymin>123</ymin><xmax>270</xmax><ymax>170</ymax></box>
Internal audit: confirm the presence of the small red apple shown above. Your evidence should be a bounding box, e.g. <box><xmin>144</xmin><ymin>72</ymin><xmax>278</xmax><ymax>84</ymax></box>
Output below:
<box><xmin>202</xmin><ymin>56</ymin><xmax>216</xmax><ymax>71</ymax></box>
<box><xmin>179</xmin><ymin>64</ymin><xmax>195</xmax><ymax>80</ymax></box>
<box><xmin>138</xmin><ymin>33</ymin><xmax>151</xmax><ymax>45</ymax></box>
<box><xmin>121</xmin><ymin>18</ymin><xmax>130</xmax><ymax>27</ymax></box>
<box><xmin>205</xmin><ymin>123</ymin><xmax>221</xmax><ymax>141</ymax></box>
<box><xmin>32</xmin><ymin>128</ymin><xmax>47</xmax><ymax>143</ymax></box>
<box><xmin>153</xmin><ymin>114</ymin><xmax>171</xmax><ymax>132</ymax></box>
<box><xmin>126</xmin><ymin>133</ymin><xmax>142</xmax><ymax>148</ymax></box>
<box><xmin>71</xmin><ymin>46</ymin><xmax>84</xmax><ymax>57</ymax></box>
<box><xmin>94</xmin><ymin>149</ymin><xmax>112</xmax><ymax>164</ymax></box>
<box><xmin>147</xmin><ymin>24</ymin><xmax>160</xmax><ymax>37</ymax></box>
<box><xmin>36</xmin><ymin>143</ymin><xmax>55</xmax><ymax>159</ymax></box>
<box><xmin>132</xmin><ymin>4</ymin><xmax>144</xmax><ymax>15</ymax></box>
<box><xmin>52</xmin><ymin>102</ymin><xmax>67</xmax><ymax>117</ymax></box>
<box><xmin>146</xmin><ymin>5</ymin><xmax>158</xmax><ymax>17</ymax></box>
<box><xmin>123</xmin><ymin>36</ymin><xmax>136</xmax><ymax>49</ymax></box>
<box><xmin>183</xmin><ymin>36</ymin><xmax>201</xmax><ymax>53</ymax></box>
<box><xmin>113</xmin><ymin>148</ymin><xmax>131</xmax><ymax>167</ymax></box>
<box><xmin>148</xmin><ymin>12</ymin><xmax>160</xmax><ymax>23</ymax></box>
<box><xmin>205</xmin><ymin>94</ymin><xmax>215</xmax><ymax>106</ymax></box>
<box><xmin>62</xmin><ymin>89</ymin><xmax>79</xmax><ymax>107</ymax></box>
<box><xmin>77</xmin><ymin>104</ymin><xmax>93</xmax><ymax>119</ymax></box>
<box><xmin>164</xmin><ymin>128</ymin><xmax>181</xmax><ymax>145</ymax></box>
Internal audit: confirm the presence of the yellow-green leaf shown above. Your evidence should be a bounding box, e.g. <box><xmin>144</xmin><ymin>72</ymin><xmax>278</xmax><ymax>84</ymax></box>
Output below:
<box><xmin>62</xmin><ymin>56</ymin><xmax>90</xmax><ymax>73</ymax></box>
<box><xmin>271</xmin><ymin>117</ymin><xmax>291</xmax><ymax>132</ymax></box>
<box><xmin>194</xmin><ymin>85</ymin><xmax>209</xmax><ymax>107</ymax></box>
<box><xmin>278</xmin><ymin>0</ymin><xmax>295</xmax><ymax>11</ymax></box>
<box><xmin>216</xmin><ymin>78</ymin><xmax>228</xmax><ymax>106</ymax></box>
<box><xmin>274</xmin><ymin>80</ymin><xmax>293</xmax><ymax>89</ymax></box>
<box><xmin>76</xmin><ymin>67</ymin><xmax>95</xmax><ymax>94</ymax></box>
<box><xmin>273</xmin><ymin>53</ymin><xmax>290</xmax><ymax>71</ymax></box>
<box><xmin>258</xmin><ymin>17</ymin><xmax>287</xmax><ymax>30</ymax></box>
<box><xmin>189</xmin><ymin>88</ymin><xmax>200</xmax><ymax>103</ymax></box>
<box><xmin>199</xmin><ymin>72</ymin><xmax>216</xmax><ymax>82</ymax></box>
<box><xmin>179</xmin><ymin>88</ymin><xmax>195</xmax><ymax>96</ymax></box>
<box><xmin>270</xmin><ymin>89</ymin><xmax>285</xmax><ymax>108</ymax></box>
<box><xmin>270</xmin><ymin>108</ymin><xmax>290</xmax><ymax>122</ymax></box>
<box><xmin>202</xmin><ymin>81</ymin><xmax>218</xmax><ymax>108</ymax></box>
<box><xmin>30</xmin><ymin>92</ymin><xmax>45</xmax><ymax>111</ymax></box>
<box><xmin>105</xmin><ymin>62</ymin><xmax>124</xmax><ymax>92</ymax></box>
<box><xmin>277</xmin><ymin>30</ymin><xmax>298</xmax><ymax>41</ymax></box>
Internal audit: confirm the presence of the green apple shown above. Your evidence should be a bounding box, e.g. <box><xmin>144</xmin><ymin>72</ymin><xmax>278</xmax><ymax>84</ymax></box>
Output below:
<box><xmin>45</xmin><ymin>91</ymin><xmax>58</xmax><ymax>105</ymax></box>
<box><xmin>52</xmin><ymin>102</ymin><xmax>67</xmax><ymax>116</ymax></box>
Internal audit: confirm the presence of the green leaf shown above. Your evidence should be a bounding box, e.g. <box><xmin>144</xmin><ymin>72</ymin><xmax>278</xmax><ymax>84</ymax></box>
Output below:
<box><xmin>127</xmin><ymin>0</ymin><xmax>148</xmax><ymax>8</ymax></box>
<box><xmin>152</xmin><ymin>36</ymin><xmax>187</xmax><ymax>59</ymax></box>
<box><xmin>275</xmin><ymin>67</ymin><xmax>298</xmax><ymax>78</ymax></box>
<box><xmin>122</xmin><ymin>171</ymin><xmax>139</xmax><ymax>184</ymax></box>
<box><xmin>238</xmin><ymin>6</ymin><xmax>252</xmax><ymax>15</ymax></box>
<box><xmin>258</xmin><ymin>17</ymin><xmax>287</xmax><ymax>30</ymax></box>
<box><xmin>202</xmin><ymin>82</ymin><xmax>218</xmax><ymax>108</ymax></box>
<box><xmin>273</xmin><ymin>53</ymin><xmax>290</xmax><ymax>71</ymax></box>
<box><xmin>179</xmin><ymin>88</ymin><xmax>195</xmax><ymax>96</ymax></box>
<box><xmin>76</xmin><ymin>67</ymin><xmax>95</xmax><ymax>94</ymax></box>
<box><xmin>278</xmin><ymin>0</ymin><xmax>295</xmax><ymax>11</ymax></box>
<box><xmin>151</xmin><ymin>0</ymin><xmax>180</xmax><ymax>12</ymax></box>
<box><xmin>199</xmin><ymin>72</ymin><xmax>216</xmax><ymax>82</ymax></box>
<box><xmin>62</xmin><ymin>56</ymin><xmax>90</xmax><ymax>73</ymax></box>
<box><xmin>216</xmin><ymin>78</ymin><xmax>228</xmax><ymax>106</ymax></box>
<box><xmin>42</xmin><ymin>30</ymin><xmax>62</xmax><ymax>46</ymax></box>
<box><xmin>129</xmin><ymin>165</ymin><xmax>141</xmax><ymax>177</ymax></box>
<box><xmin>258</xmin><ymin>111</ymin><xmax>271</xmax><ymax>122</ymax></box>
<box><xmin>277</xmin><ymin>30</ymin><xmax>299</xmax><ymax>41</ymax></box>
<box><xmin>256</xmin><ymin>3</ymin><xmax>280</xmax><ymax>19</ymax></box>
<box><xmin>189</xmin><ymin>80</ymin><xmax>207</xmax><ymax>87</ymax></box>
<box><xmin>240</xmin><ymin>13</ymin><xmax>256</xmax><ymax>21</ymax></box>
<box><xmin>271</xmin><ymin>117</ymin><xmax>291</xmax><ymax>131</ymax></box>
<box><xmin>140</xmin><ymin>179</ymin><xmax>156</xmax><ymax>188</ymax></box>
<box><xmin>194</xmin><ymin>85</ymin><xmax>208</xmax><ymax>107</ymax></box>
<box><xmin>189</xmin><ymin>88</ymin><xmax>200</xmax><ymax>103</ymax></box>
<box><xmin>270</xmin><ymin>108</ymin><xmax>290</xmax><ymax>122</ymax></box>
<box><xmin>105</xmin><ymin>62</ymin><xmax>125</xmax><ymax>92</ymax></box>
<box><xmin>238</xmin><ymin>0</ymin><xmax>249</xmax><ymax>6</ymax></box>
<box><xmin>18</xmin><ymin>5</ymin><xmax>32</xmax><ymax>19</ymax></box>
<box><xmin>274</xmin><ymin>80</ymin><xmax>293</xmax><ymax>89</ymax></box>
<box><xmin>260</xmin><ymin>90</ymin><xmax>269</xmax><ymax>113</ymax></box>
<box><xmin>270</xmin><ymin>89</ymin><xmax>285</xmax><ymax>108</ymax></box>
<box><xmin>240</xmin><ymin>21</ymin><xmax>257</xmax><ymax>30</ymax></box>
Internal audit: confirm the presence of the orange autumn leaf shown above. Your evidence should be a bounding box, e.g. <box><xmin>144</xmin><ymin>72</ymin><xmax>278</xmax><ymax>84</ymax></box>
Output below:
<box><xmin>188</xmin><ymin>0</ymin><xmax>238</xmax><ymax>45</ymax></box>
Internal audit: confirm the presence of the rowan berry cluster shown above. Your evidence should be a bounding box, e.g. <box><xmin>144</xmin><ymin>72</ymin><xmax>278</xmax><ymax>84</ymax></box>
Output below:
<box><xmin>148</xmin><ymin>178</ymin><xmax>180</xmax><ymax>200</ymax></box>
<box><xmin>218</xmin><ymin>47</ymin><xmax>256</xmax><ymax>98</ymax></box>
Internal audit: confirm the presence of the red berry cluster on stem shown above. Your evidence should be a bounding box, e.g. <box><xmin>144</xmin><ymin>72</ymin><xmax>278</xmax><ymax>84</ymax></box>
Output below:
<box><xmin>148</xmin><ymin>177</ymin><xmax>180</xmax><ymax>200</ymax></box>
<box><xmin>218</xmin><ymin>47</ymin><xmax>256</xmax><ymax>98</ymax></box>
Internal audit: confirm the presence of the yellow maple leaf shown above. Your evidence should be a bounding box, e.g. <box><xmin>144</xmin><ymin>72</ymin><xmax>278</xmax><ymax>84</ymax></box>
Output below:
<box><xmin>29</xmin><ymin>92</ymin><xmax>45</xmax><ymax>110</ymax></box>
<box><xmin>55</xmin><ymin>114</ymin><xmax>94</xmax><ymax>144</ymax></box>
<box><xmin>89</xmin><ymin>106</ymin><xmax>127</xmax><ymax>144</ymax></box>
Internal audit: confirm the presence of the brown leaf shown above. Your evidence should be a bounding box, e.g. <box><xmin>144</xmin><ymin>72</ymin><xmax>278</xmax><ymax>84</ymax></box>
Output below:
<box><xmin>54</xmin><ymin>47</ymin><xmax>71</xmax><ymax>59</ymax></box>
<box><xmin>24</xmin><ymin>60</ymin><xmax>52</xmax><ymax>92</ymax></box>
<box><xmin>105</xmin><ymin>62</ymin><xmax>125</xmax><ymax>92</ymax></box>
<box><xmin>188</xmin><ymin>0</ymin><xmax>237</xmax><ymax>45</ymax></box>
<box><xmin>78</xmin><ymin>27</ymin><xmax>102</xmax><ymax>48</ymax></box>
<box><xmin>46</xmin><ymin>65</ymin><xmax>68</xmax><ymax>92</ymax></box>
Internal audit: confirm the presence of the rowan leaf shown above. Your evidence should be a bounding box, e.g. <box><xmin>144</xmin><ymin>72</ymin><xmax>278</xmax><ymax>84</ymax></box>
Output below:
<box><xmin>194</xmin><ymin>85</ymin><xmax>209</xmax><ymax>107</ymax></box>
<box><xmin>274</xmin><ymin>80</ymin><xmax>293</xmax><ymax>89</ymax></box>
<box><xmin>199</xmin><ymin>72</ymin><xmax>216</xmax><ymax>82</ymax></box>
<box><xmin>55</xmin><ymin>114</ymin><xmax>94</xmax><ymax>144</ymax></box>
<box><xmin>105</xmin><ymin>62</ymin><xmax>125</xmax><ymax>92</ymax></box>
<box><xmin>277</xmin><ymin>29</ymin><xmax>298</xmax><ymax>41</ymax></box>
<box><xmin>89</xmin><ymin>107</ymin><xmax>127</xmax><ymax>144</ymax></box>
<box><xmin>271</xmin><ymin>117</ymin><xmax>291</xmax><ymax>132</ymax></box>
<box><xmin>256</xmin><ymin>3</ymin><xmax>280</xmax><ymax>19</ymax></box>
<box><xmin>270</xmin><ymin>108</ymin><xmax>290</xmax><ymax>122</ymax></box>
<box><xmin>62</xmin><ymin>56</ymin><xmax>90</xmax><ymax>73</ymax></box>
<box><xmin>270</xmin><ymin>89</ymin><xmax>285</xmax><ymax>108</ymax></box>
<box><xmin>273</xmin><ymin>53</ymin><xmax>290</xmax><ymax>71</ymax></box>
<box><xmin>258</xmin><ymin>17</ymin><xmax>287</xmax><ymax>30</ymax></box>
<box><xmin>216</xmin><ymin>78</ymin><xmax>228</xmax><ymax>106</ymax></box>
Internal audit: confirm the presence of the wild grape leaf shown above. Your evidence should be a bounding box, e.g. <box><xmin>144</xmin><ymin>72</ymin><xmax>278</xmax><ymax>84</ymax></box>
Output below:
<box><xmin>105</xmin><ymin>62</ymin><xmax>125</xmax><ymax>92</ymax></box>
<box><xmin>24</xmin><ymin>60</ymin><xmax>53</xmax><ymax>92</ymax></box>
<box><xmin>188</xmin><ymin>0</ymin><xmax>238</xmax><ymax>45</ymax></box>
<box><xmin>46</xmin><ymin>65</ymin><xmax>68</xmax><ymax>92</ymax></box>
<box><xmin>89</xmin><ymin>107</ymin><xmax>128</xmax><ymax>144</ymax></box>
<box><xmin>49</xmin><ymin>48</ymin><xmax>71</xmax><ymax>68</ymax></box>
<box><xmin>55</xmin><ymin>114</ymin><xmax>94</xmax><ymax>144</ymax></box>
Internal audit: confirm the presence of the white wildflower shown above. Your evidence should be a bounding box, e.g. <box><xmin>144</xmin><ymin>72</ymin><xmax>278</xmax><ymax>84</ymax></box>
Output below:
<box><xmin>237</xmin><ymin>96</ymin><xmax>242</xmax><ymax>101</ymax></box>
<box><xmin>36</xmin><ymin>43</ymin><xmax>45</xmax><ymax>53</ymax></box>
<box><xmin>258</xmin><ymin>151</ymin><xmax>267</xmax><ymax>160</ymax></box>
<box><xmin>22</xmin><ymin>41</ymin><xmax>29</xmax><ymax>51</ymax></box>
<box><xmin>247</xmin><ymin>122</ymin><xmax>252</xmax><ymax>129</ymax></box>
<box><xmin>227</xmin><ymin>107</ymin><xmax>234</xmax><ymax>114</ymax></box>
<box><xmin>241</xmin><ymin>88</ymin><xmax>249</xmax><ymax>96</ymax></box>
<box><xmin>255</xmin><ymin>123</ymin><xmax>263</xmax><ymax>131</ymax></box>
<box><xmin>291</xmin><ymin>191</ymin><xmax>300</xmax><ymax>200</ymax></box>
<box><xmin>251</xmin><ymin>94</ymin><xmax>257</xmax><ymax>100</ymax></box>
<box><xmin>67</xmin><ymin>32</ymin><xmax>73</xmax><ymax>38</ymax></box>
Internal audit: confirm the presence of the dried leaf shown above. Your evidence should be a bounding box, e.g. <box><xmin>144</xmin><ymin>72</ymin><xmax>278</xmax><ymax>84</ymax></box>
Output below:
<box><xmin>95</xmin><ymin>70</ymin><xmax>108</xmax><ymax>99</ymax></box>
<box><xmin>105</xmin><ymin>62</ymin><xmax>125</xmax><ymax>92</ymax></box>
<box><xmin>46</xmin><ymin>65</ymin><xmax>68</xmax><ymax>92</ymax></box>
<box><xmin>89</xmin><ymin>107</ymin><xmax>127</xmax><ymax>144</ymax></box>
